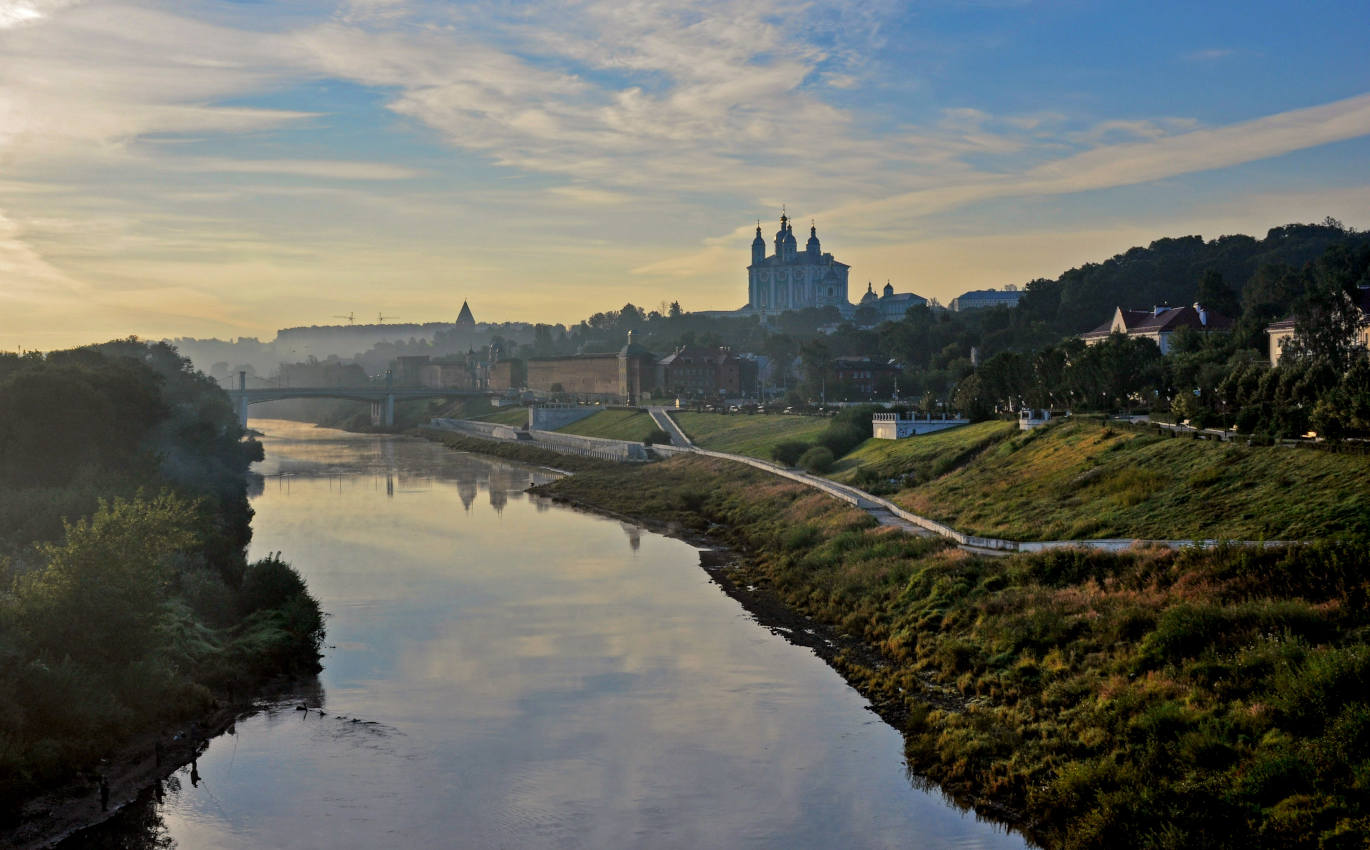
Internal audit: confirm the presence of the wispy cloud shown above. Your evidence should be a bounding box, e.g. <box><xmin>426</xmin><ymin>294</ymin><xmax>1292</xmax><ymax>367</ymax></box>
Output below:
<box><xmin>179</xmin><ymin>158</ymin><xmax>421</xmax><ymax>181</ymax></box>
<box><xmin>546</xmin><ymin>185</ymin><xmax>634</xmax><ymax>206</ymax></box>
<box><xmin>1186</xmin><ymin>47</ymin><xmax>1235</xmax><ymax>61</ymax></box>
<box><xmin>812</xmin><ymin>92</ymin><xmax>1370</xmax><ymax>232</ymax></box>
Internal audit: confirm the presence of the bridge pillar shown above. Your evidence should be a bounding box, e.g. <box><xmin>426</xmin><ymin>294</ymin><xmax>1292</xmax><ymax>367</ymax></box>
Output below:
<box><xmin>370</xmin><ymin>401</ymin><xmax>382</xmax><ymax>426</ymax></box>
<box><xmin>385</xmin><ymin>394</ymin><xmax>395</xmax><ymax>427</ymax></box>
<box><xmin>237</xmin><ymin>371</ymin><xmax>249</xmax><ymax>428</ymax></box>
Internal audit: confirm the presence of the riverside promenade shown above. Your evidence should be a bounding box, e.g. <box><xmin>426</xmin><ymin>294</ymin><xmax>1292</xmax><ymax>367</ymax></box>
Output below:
<box><xmin>433</xmin><ymin>410</ymin><xmax>1284</xmax><ymax>556</ymax></box>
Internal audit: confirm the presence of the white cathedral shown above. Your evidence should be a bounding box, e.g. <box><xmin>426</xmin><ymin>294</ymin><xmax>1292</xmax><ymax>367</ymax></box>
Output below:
<box><xmin>745</xmin><ymin>214</ymin><xmax>852</xmax><ymax>315</ymax></box>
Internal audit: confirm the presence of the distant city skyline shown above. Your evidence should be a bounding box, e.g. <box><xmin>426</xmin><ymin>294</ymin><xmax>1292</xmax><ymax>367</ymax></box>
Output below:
<box><xmin>2</xmin><ymin>0</ymin><xmax>1369</xmax><ymax>350</ymax></box>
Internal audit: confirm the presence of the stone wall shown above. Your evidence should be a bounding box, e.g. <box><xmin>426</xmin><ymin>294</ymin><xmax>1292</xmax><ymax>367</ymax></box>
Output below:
<box><xmin>527</xmin><ymin>355</ymin><xmax>621</xmax><ymax>397</ymax></box>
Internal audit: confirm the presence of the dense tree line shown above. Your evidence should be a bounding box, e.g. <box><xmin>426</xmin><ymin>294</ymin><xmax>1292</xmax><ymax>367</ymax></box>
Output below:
<box><xmin>0</xmin><ymin>340</ymin><xmax>323</xmax><ymax>819</ymax></box>
<box><xmin>953</xmin><ymin>240</ymin><xmax>1370</xmax><ymax>440</ymax></box>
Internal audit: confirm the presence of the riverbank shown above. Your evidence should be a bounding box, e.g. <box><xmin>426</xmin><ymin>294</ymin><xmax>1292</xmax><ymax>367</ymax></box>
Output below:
<box><xmin>503</xmin><ymin>451</ymin><xmax>1370</xmax><ymax>849</ymax></box>
<box><xmin>4</xmin><ymin>677</ymin><xmax>320</xmax><ymax>850</ymax></box>
<box><xmin>0</xmin><ymin>343</ymin><xmax>326</xmax><ymax>848</ymax></box>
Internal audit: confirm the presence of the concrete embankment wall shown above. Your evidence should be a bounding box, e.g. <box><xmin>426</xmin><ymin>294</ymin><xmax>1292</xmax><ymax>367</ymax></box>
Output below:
<box><xmin>529</xmin><ymin>406</ymin><xmax>599</xmax><ymax>431</ymax></box>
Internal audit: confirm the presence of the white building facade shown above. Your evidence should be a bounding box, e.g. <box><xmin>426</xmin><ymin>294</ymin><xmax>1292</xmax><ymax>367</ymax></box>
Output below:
<box><xmin>746</xmin><ymin>214</ymin><xmax>851</xmax><ymax>315</ymax></box>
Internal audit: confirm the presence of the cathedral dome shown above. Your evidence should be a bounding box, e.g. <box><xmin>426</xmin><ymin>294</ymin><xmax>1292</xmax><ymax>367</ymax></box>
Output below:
<box><xmin>860</xmin><ymin>282</ymin><xmax>878</xmax><ymax>304</ymax></box>
<box><xmin>883</xmin><ymin>281</ymin><xmax>894</xmax><ymax>297</ymax></box>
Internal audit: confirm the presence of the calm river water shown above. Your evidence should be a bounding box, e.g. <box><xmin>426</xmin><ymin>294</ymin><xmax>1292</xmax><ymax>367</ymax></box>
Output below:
<box><xmin>72</xmin><ymin>420</ymin><xmax>1026</xmax><ymax>849</ymax></box>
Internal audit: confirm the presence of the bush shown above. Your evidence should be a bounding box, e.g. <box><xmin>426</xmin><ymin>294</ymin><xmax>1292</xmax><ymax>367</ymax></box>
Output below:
<box><xmin>798</xmin><ymin>446</ymin><xmax>835</xmax><ymax>474</ymax></box>
<box><xmin>771</xmin><ymin>440</ymin><xmax>811</xmax><ymax>466</ymax></box>
<box><xmin>819</xmin><ymin>421</ymin><xmax>868</xmax><ymax>457</ymax></box>
<box><xmin>643</xmin><ymin>427</ymin><xmax>672</xmax><ymax>446</ymax></box>
<box><xmin>239</xmin><ymin>553</ymin><xmax>310</xmax><ymax>615</ymax></box>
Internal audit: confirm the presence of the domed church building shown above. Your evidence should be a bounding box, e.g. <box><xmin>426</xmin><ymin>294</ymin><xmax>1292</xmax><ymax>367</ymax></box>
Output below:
<box><xmin>745</xmin><ymin>213</ymin><xmax>851</xmax><ymax>316</ymax></box>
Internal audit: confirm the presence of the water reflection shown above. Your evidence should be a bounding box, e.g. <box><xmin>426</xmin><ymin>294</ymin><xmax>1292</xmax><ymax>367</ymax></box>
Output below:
<box><xmin>69</xmin><ymin>420</ymin><xmax>1027</xmax><ymax>850</ymax></box>
<box><xmin>620</xmin><ymin>522</ymin><xmax>642</xmax><ymax>553</ymax></box>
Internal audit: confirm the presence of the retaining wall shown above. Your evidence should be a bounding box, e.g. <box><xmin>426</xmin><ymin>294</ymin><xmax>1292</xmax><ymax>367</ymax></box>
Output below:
<box><xmin>427</xmin><ymin>418</ymin><xmax>649</xmax><ymax>462</ymax></box>
<box><xmin>529</xmin><ymin>405</ymin><xmax>599</xmax><ymax>431</ymax></box>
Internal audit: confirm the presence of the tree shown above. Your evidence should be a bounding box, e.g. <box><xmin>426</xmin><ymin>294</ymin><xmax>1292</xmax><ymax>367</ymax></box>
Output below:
<box><xmin>20</xmin><ymin>493</ymin><xmax>199</xmax><ymax>666</ymax></box>
<box><xmin>1068</xmin><ymin>335</ymin><xmax>1163</xmax><ymax>411</ymax></box>
<box><xmin>1195</xmin><ymin>270</ymin><xmax>1239</xmax><ymax>318</ymax></box>
<box><xmin>798</xmin><ymin>339</ymin><xmax>833</xmax><ymax>401</ymax></box>
<box><xmin>1282</xmin><ymin>244</ymin><xmax>1370</xmax><ymax>373</ymax></box>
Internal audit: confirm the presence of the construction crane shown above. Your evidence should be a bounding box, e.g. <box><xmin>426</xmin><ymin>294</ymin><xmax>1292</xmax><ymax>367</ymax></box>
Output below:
<box><xmin>377</xmin><ymin>312</ymin><xmax>399</xmax><ymax>324</ymax></box>
<box><xmin>333</xmin><ymin>312</ymin><xmax>356</xmax><ymax>325</ymax></box>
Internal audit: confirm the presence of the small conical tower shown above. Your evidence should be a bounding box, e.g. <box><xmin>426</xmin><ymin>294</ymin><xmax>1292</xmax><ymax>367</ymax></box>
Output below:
<box><xmin>456</xmin><ymin>300</ymin><xmax>475</xmax><ymax>327</ymax></box>
<box><xmin>806</xmin><ymin>221</ymin><xmax>821</xmax><ymax>261</ymax></box>
<box><xmin>751</xmin><ymin>222</ymin><xmax>765</xmax><ymax>265</ymax></box>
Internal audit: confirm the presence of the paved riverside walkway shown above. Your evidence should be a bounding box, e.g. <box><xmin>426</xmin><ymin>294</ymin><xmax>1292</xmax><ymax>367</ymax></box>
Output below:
<box><xmin>648</xmin><ymin>406</ymin><xmax>694</xmax><ymax>448</ymax></box>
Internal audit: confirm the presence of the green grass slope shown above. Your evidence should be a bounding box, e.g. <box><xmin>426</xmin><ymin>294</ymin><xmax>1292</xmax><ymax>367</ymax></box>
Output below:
<box><xmin>473</xmin><ymin>405</ymin><xmax>530</xmax><ymax>426</ymax></box>
<box><xmin>673</xmin><ymin>411</ymin><xmax>831</xmax><ymax>459</ymax></box>
<box><xmin>557</xmin><ymin>408</ymin><xmax>660</xmax><ymax>441</ymax></box>
<box><xmin>879</xmin><ymin>418</ymin><xmax>1370</xmax><ymax>541</ymax></box>
<box><xmin>829</xmin><ymin>420</ymin><xmax>1017</xmax><ymax>483</ymax></box>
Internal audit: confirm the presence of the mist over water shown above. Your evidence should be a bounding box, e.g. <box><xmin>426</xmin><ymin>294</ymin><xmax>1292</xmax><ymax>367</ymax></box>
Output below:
<box><xmin>70</xmin><ymin>420</ymin><xmax>1026</xmax><ymax>849</ymax></box>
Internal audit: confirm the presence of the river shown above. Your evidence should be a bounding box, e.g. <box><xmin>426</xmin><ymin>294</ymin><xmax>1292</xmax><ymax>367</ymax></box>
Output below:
<box><xmin>70</xmin><ymin>420</ymin><xmax>1027</xmax><ymax>849</ymax></box>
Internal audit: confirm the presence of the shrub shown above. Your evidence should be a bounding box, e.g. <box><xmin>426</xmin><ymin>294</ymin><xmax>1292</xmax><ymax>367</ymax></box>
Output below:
<box><xmin>239</xmin><ymin>553</ymin><xmax>310</xmax><ymax>615</ymax></box>
<box><xmin>819</xmin><ymin>422</ymin><xmax>868</xmax><ymax>457</ymax></box>
<box><xmin>771</xmin><ymin>440</ymin><xmax>811</xmax><ymax>466</ymax></box>
<box><xmin>643</xmin><ymin>427</ymin><xmax>672</xmax><ymax>446</ymax></box>
<box><xmin>798</xmin><ymin>446</ymin><xmax>835</xmax><ymax>474</ymax></box>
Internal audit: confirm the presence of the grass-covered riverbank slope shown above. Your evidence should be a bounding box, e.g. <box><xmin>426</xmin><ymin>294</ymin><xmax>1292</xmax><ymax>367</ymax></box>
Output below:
<box><xmin>534</xmin><ymin>454</ymin><xmax>1370</xmax><ymax>848</ymax></box>
<box><xmin>554</xmin><ymin>408</ymin><xmax>661</xmax><ymax>441</ymax></box>
<box><xmin>673</xmin><ymin>411</ymin><xmax>831</xmax><ymax>458</ymax></box>
<box><xmin>833</xmin><ymin>418</ymin><xmax>1370</xmax><ymax>541</ymax></box>
<box><xmin>0</xmin><ymin>341</ymin><xmax>324</xmax><ymax>822</ymax></box>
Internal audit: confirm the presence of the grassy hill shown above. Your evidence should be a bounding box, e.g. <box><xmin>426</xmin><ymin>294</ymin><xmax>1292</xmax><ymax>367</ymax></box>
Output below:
<box><xmin>831</xmin><ymin>418</ymin><xmax>1370</xmax><ymax>541</ymax></box>
<box><xmin>472</xmin><ymin>404</ymin><xmax>530</xmax><ymax>426</ymax></box>
<box><xmin>673</xmin><ymin>411</ymin><xmax>831</xmax><ymax>459</ymax></box>
<box><xmin>830</xmin><ymin>420</ymin><xmax>1017</xmax><ymax>483</ymax></box>
<box><xmin>556</xmin><ymin>408</ymin><xmax>661</xmax><ymax>441</ymax></box>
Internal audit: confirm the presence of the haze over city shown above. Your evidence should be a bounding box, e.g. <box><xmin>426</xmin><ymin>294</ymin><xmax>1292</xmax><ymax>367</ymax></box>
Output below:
<box><xmin>2</xmin><ymin>0</ymin><xmax>1369</xmax><ymax>349</ymax></box>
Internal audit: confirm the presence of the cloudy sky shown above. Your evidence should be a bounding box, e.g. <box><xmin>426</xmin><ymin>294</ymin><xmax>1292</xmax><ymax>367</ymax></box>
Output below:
<box><xmin>2</xmin><ymin>0</ymin><xmax>1369</xmax><ymax>349</ymax></box>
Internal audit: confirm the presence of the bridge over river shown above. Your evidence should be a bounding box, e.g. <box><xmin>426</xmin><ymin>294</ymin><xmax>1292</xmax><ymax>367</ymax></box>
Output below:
<box><xmin>227</xmin><ymin>380</ymin><xmax>492</xmax><ymax>426</ymax></box>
